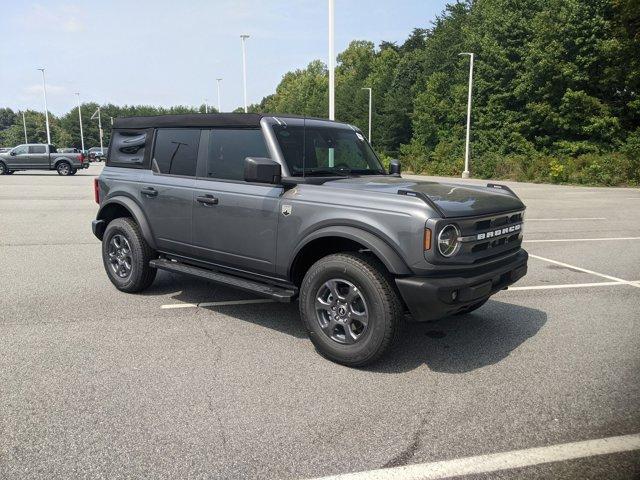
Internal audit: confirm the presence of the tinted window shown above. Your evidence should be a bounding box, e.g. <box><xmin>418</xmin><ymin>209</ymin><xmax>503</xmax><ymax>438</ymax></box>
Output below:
<box><xmin>12</xmin><ymin>145</ymin><xmax>28</xmax><ymax>155</ymax></box>
<box><xmin>108</xmin><ymin>129</ymin><xmax>148</xmax><ymax>168</ymax></box>
<box><xmin>205</xmin><ymin>129</ymin><xmax>268</xmax><ymax>181</ymax></box>
<box><xmin>29</xmin><ymin>145</ymin><xmax>46</xmax><ymax>154</ymax></box>
<box><xmin>152</xmin><ymin>129</ymin><xmax>200</xmax><ymax>176</ymax></box>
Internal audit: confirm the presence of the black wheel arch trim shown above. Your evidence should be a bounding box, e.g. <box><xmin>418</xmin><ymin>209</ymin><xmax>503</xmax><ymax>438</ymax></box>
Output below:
<box><xmin>289</xmin><ymin>225</ymin><xmax>412</xmax><ymax>278</ymax></box>
<box><xmin>95</xmin><ymin>197</ymin><xmax>157</xmax><ymax>249</ymax></box>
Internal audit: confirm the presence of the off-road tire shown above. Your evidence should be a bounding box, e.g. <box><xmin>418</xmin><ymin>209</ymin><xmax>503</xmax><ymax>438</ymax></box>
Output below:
<box><xmin>102</xmin><ymin>217</ymin><xmax>157</xmax><ymax>292</ymax></box>
<box><xmin>454</xmin><ymin>298</ymin><xmax>489</xmax><ymax>316</ymax></box>
<box><xmin>299</xmin><ymin>252</ymin><xmax>402</xmax><ymax>367</ymax></box>
<box><xmin>56</xmin><ymin>161</ymin><xmax>72</xmax><ymax>176</ymax></box>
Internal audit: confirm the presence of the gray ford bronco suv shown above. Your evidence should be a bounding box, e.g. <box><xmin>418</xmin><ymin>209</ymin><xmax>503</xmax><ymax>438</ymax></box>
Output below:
<box><xmin>92</xmin><ymin>113</ymin><xmax>527</xmax><ymax>366</ymax></box>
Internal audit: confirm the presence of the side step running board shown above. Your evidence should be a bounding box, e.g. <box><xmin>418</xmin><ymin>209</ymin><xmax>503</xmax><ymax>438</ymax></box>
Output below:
<box><xmin>149</xmin><ymin>258</ymin><xmax>297</xmax><ymax>303</ymax></box>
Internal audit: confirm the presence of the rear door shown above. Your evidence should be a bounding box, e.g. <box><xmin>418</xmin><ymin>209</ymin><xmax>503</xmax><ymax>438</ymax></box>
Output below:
<box><xmin>138</xmin><ymin>128</ymin><xmax>201</xmax><ymax>257</ymax></box>
<box><xmin>192</xmin><ymin>128</ymin><xmax>281</xmax><ymax>275</ymax></box>
<box><xmin>28</xmin><ymin>145</ymin><xmax>49</xmax><ymax>168</ymax></box>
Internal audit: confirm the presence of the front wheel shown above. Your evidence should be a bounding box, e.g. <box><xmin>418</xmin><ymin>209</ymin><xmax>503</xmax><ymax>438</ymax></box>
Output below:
<box><xmin>69</xmin><ymin>168</ymin><xmax>77</xmax><ymax>175</ymax></box>
<box><xmin>0</xmin><ymin>162</ymin><xmax>7</xmax><ymax>175</ymax></box>
<box><xmin>299</xmin><ymin>253</ymin><xmax>402</xmax><ymax>367</ymax></box>
<box><xmin>56</xmin><ymin>161</ymin><xmax>72</xmax><ymax>176</ymax></box>
<box><xmin>102</xmin><ymin>217</ymin><xmax>157</xmax><ymax>292</ymax></box>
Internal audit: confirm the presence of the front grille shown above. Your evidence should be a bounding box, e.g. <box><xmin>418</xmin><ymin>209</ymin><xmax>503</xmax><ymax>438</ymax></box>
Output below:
<box><xmin>426</xmin><ymin>210</ymin><xmax>525</xmax><ymax>265</ymax></box>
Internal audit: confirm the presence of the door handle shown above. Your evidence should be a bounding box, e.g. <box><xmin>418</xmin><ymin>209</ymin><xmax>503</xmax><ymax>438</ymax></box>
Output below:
<box><xmin>141</xmin><ymin>187</ymin><xmax>158</xmax><ymax>197</ymax></box>
<box><xmin>196</xmin><ymin>194</ymin><xmax>219</xmax><ymax>206</ymax></box>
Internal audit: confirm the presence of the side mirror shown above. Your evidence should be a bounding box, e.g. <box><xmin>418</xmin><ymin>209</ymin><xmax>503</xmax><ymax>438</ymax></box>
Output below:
<box><xmin>10</xmin><ymin>151</ymin><xmax>16</xmax><ymax>156</ymax></box>
<box><xmin>389</xmin><ymin>159</ymin><xmax>401</xmax><ymax>176</ymax></box>
<box><xmin>244</xmin><ymin>157</ymin><xmax>281</xmax><ymax>184</ymax></box>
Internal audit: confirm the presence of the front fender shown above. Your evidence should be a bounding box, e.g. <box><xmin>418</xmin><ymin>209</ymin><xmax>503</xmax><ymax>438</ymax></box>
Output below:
<box><xmin>289</xmin><ymin>225</ymin><xmax>412</xmax><ymax>276</ymax></box>
<box><xmin>96</xmin><ymin>196</ymin><xmax>157</xmax><ymax>249</ymax></box>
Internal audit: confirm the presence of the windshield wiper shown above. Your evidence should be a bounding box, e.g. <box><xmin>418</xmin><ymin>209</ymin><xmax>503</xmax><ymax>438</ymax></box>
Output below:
<box><xmin>297</xmin><ymin>168</ymin><xmax>352</xmax><ymax>176</ymax></box>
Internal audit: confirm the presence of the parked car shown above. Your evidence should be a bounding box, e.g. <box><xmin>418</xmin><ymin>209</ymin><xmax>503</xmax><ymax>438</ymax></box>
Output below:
<box><xmin>0</xmin><ymin>144</ymin><xmax>89</xmax><ymax>175</ymax></box>
<box><xmin>0</xmin><ymin>147</ymin><xmax>11</xmax><ymax>153</ymax></box>
<box><xmin>88</xmin><ymin>147</ymin><xmax>108</xmax><ymax>161</ymax></box>
<box><xmin>92</xmin><ymin>113</ymin><xmax>528</xmax><ymax>366</ymax></box>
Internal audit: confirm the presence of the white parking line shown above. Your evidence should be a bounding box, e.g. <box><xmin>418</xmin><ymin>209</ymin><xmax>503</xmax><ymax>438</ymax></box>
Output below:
<box><xmin>311</xmin><ymin>433</ymin><xmax>640</xmax><ymax>480</ymax></box>
<box><xmin>525</xmin><ymin>217</ymin><xmax>605</xmax><ymax>221</ymax></box>
<box><xmin>529</xmin><ymin>254</ymin><xmax>640</xmax><ymax>288</ymax></box>
<box><xmin>161</xmin><ymin>299</ymin><xmax>275</xmax><ymax>309</ymax></box>
<box><xmin>524</xmin><ymin>237</ymin><xmax>640</xmax><ymax>243</ymax></box>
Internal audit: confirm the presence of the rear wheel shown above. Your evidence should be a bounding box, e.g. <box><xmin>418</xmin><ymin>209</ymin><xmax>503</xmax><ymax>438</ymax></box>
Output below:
<box><xmin>299</xmin><ymin>253</ymin><xmax>402</xmax><ymax>367</ymax></box>
<box><xmin>102</xmin><ymin>217</ymin><xmax>157</xmax><ymax>292</ymax></box>
<box><xmin>56</xmin><ymin>161</ymin><xmax>71</xmax><ymax>176</ymax></box>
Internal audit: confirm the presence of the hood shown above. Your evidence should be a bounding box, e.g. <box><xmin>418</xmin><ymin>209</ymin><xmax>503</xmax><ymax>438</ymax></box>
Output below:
<box><xmin>324</xmin><ymin>176</ymin><xmax>525</xmax><ymax>218</ymax></box>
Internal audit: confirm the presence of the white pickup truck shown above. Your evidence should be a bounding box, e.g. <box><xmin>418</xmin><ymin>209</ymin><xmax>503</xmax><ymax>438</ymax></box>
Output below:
<box><xmin>0</xmin><ymin>144</ymin><xmax>89</xmax><ymax>176</ymax></box>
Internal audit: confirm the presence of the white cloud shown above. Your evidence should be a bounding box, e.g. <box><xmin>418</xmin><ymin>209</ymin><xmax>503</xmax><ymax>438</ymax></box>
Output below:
<box><xmin>23</xmin><ymin>84</ymin><xmax>67</xmax><ymax>96</ymax></box>
<box><xmin>22</xmin><ymin>3</ymin><xmax>87</xmax><ymax>33</ymax></box>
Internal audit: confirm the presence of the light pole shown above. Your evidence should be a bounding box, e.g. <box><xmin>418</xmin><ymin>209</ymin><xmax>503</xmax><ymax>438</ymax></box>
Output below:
<box><xmin>328</xmin><ymin>0</ymin><xmax>335</xmax><ymax>120</ymax></box>
<box><xmin>204</xmin><ymin>99</ymin><xmax>209</xmax><ymax>114</ymax></box>
<box><xmin>240</xmin><ymin>35</ymin><xmax>250</xmax><ymax>113</ymax></box>
<box><xmin>22</xmin><ymin>111</ymin><xmax>28</xmax><ymax>143</ymax></box>
<box><xmin>91</xmin><ymin>107</ymin><xmax>104</xmax><ymax>152</ymax></box>
<box><xmin>37</xmin><ymin>68</ymin><xmax>51</xmax><ymax>144</ymax></box>
<box><xmin>361</xmin><ymin>87</ymin><xmax>372</xmax><ymax>144</ymax></box>
<box><xmin>459</xmin><ymin>52</ymin><xmax>474</xmax><ymax>179</ymax></box>
<box><xmin>75</xmin><ymin>93</ymin><xmax>85</xmax><ymax>151</ymax></box>
<box><xmin>216</xmin><ymin>78</ymin><xmax>222</xmax><ymax>113</ymax></box>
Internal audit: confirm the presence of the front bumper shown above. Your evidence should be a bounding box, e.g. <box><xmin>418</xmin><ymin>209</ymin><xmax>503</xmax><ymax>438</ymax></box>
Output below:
<box><xmin>396</xmin><ymin>249</ymin><xmax>528</xmax><ymax>321</ymax></box>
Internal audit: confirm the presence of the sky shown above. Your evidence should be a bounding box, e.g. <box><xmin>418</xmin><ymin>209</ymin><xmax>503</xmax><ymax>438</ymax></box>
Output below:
<box><xmin>0</xmin><ymin>0</ymin><xmax>450</xmax><ymax>116</ymax></box>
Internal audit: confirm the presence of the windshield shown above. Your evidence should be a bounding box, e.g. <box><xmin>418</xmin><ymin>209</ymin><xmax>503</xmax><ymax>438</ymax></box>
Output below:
<box><xmin>273</xmin><ymin>124</ymin><xmax>385</xmax><ymax>176</ymax></box>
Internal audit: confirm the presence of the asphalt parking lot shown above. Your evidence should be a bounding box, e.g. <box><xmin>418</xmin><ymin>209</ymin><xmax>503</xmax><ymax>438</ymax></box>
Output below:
<box><xmin>1</xmin><ymin>164</ymin><xmax>639</xmax><ymax>479</ymax></box>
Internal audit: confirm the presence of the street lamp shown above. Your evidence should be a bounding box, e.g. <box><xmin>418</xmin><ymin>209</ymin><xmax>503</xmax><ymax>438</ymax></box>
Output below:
<box><xmin>240</xmin><ymin>35</ymin><xmax>250</xmax><ymax>113</ymax></box>
<box><xmin>75</xmin><ymin>93</ymin><xmax>85</xmax><ymax>151</ymax></box>
<box><xmin>37</xmin><ymin>68</ymin><xmax>51</xmax><ymax>144</ymax></box>
<box><xmin>22</xmin><ymin>111</ymin><xmax>28</xmax><ymax>143</ymax></box>
<box><xmin>204</xmin><ymin>99</ymin><xmax>209</xmax><ymax>114</ymax></box>
<box><xmin>361</xmin><ymin>87</ymin><xmax>372</xmax><ymax>144</ymax></box>
<box><xmin>328</xmin><ymin>0</ymin><xmax>335</xmax><ymax>120</ymax></box>
<box><xmin>216</xmin><ymin>78</ymin><xmax>222</xmax><ymax>113</ymax></box>
<box><xmin>459</xmin><ymin>52</ymin><xmax>474</xmax><ymax>179</ymax></box>
<box><xmin>91</xmin><ymin>106</ymin><xmax>104</xmax><ymax>153</ymax></box>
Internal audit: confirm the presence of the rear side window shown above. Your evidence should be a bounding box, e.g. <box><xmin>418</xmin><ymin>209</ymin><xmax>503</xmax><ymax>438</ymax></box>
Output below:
<box><xmin>204</xmin><ymin>129</ymin><xmax>269</xmax><ymax>181</ymax></box>
<box><xmin>107</xmin><ymin>129</ymin><xmax>149</xmax><ymax>168</ymax></box>
<box><xmin>29</xmin><ymin>145</ymin><xmax>46</xmax><ymax>154</ymax></box>
<box><xmin>152</xmin><ymin>128</ymin><xmax>200</xmax><ymax>177</ymax></box>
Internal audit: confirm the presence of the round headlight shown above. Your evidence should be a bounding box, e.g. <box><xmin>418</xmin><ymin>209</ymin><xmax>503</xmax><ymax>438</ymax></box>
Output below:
<box><xmin>437</xmin><ymin>224</ymin><xmax>461</xmax><ymax>257</ymax></box>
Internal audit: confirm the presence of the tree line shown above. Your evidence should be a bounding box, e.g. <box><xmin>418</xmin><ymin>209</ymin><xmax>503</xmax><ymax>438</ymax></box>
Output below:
<box><xmin>1</xmin><ymin>0</ymin><xmax>638</xmax><ymax>185</ymax></box>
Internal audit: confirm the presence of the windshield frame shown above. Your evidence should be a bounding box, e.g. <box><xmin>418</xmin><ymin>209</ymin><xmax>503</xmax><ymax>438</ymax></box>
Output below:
<box><xmin>267</xmin><ymin>118</ymin><xmax>385</xmax><ymax>178</ymax></box>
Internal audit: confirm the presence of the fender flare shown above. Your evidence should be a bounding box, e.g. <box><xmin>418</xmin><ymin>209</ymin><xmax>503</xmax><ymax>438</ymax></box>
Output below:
<box><xmin>96</xmin><ymin>196</ymin><xmax>157</xmax><ymax>249</ymax></box>
<box><xmin>289</xmin><ymin>225</ymin><xmax>412</xmax><ymax>276</ymax></box>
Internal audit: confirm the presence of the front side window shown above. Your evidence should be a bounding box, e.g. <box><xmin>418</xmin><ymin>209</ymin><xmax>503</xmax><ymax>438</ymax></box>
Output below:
<box><xmin>152</xmin><ymin>128</ymin><xmax>200</xmax><ymax>176</ymax></box>
<box><xmin>12</xmin><ymin>145</ymin><xmax>28</xmax><ymax>155</ymax></box>
<box><xmin>273</xmin><ymin>125</ymin><xmax>384</xmax><ymax>176</ymax></box>
<box><xmin>205</xmin><ymin>129</ymin><xmax>269</xmax><ymax>181</ymax></box>
<box><xmin>108</xmin><ymin>129</ymin><xmax>148</xmax><ymax>168</ymax></box>
<box><xmin>29</xmin><ymin>145</ymin><xmax>46</xmax><ymax>154</ymax></box>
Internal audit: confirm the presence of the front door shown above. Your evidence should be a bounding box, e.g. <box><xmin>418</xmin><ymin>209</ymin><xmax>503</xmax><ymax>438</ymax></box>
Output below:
<box><xmin>137</xmin><ymin>128</ymin><xmax>201</xmax><ymax>257</ymax></box>
<box><xmin>192</xmin><ymin>128</ymin><xmax>281</xmax><ymax>275</ymax></box>
<box><xmin>7</xmin><ymin>145</ymin><xmax>29</xmax><ymax>169</ymax></box>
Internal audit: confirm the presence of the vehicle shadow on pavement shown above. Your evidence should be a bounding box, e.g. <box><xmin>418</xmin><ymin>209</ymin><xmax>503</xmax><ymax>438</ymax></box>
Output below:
<box><xmin>368</xmin><ymin>300</ymin><xmax>547</xmax><ymax>374</ymax></box>
<box><xmin>144</xmin><ymin>271</ymin><xmax>307</xmax><ymax>339</ymax></box>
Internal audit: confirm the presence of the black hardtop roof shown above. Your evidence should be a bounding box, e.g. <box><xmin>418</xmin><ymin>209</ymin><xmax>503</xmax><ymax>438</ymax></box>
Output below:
<box><xmin>112</xmin><ymin>113</ymin><xmax>349</xmax><ymax>129</ymax></box>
